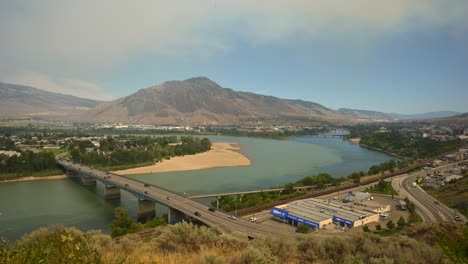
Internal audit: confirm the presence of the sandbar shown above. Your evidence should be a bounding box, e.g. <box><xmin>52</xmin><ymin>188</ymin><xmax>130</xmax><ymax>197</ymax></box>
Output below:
<box><xmin>0</xmin><ymin>174</ymin><xmax>67</xmax><ymax>184</ymax></box>
<box><xmin>113</xmin><ymin>142</ymin><xmax>251</xmax><ymax>175</ymax></box>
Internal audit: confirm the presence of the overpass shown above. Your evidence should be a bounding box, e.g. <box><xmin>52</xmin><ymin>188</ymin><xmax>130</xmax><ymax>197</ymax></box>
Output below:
<box><xmin>188</xmin><ymin>185</ymin><xmax>333</xmax><ymax>209</ymax></box>
<box><xmin>57</xmin><ymin>160</ymin><xmax>295</xmax><ymax>238</ymax></box>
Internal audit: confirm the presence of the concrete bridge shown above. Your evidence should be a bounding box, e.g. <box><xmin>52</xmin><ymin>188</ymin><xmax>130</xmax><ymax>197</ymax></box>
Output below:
<box><xmin>188</xmin><ymin>185</ymin><xmax>333</xmax><ymax>209</ymax></box>
<box><xmin>57</xmin><ymin>160</ymin><xmax>291</xmax><ymax>238</ymax></box>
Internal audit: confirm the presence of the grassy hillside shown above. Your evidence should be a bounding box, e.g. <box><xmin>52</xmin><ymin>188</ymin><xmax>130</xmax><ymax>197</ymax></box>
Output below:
<box><xmin>1</xmin><ymin>222</ymin><xmax>466</xmax><ymax>264</ymax></box>
<box><xmin>426</xmin><ymin>176</ymin><xmax>468</xmax><ymax>217</ymax></box>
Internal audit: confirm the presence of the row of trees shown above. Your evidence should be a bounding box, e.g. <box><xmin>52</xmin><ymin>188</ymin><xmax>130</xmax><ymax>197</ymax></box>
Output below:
<box><xmin>360</xmin><ymin>132</ymin><xmax>463</xmax><ymax>159</ymax></box>
<box><xmin>205</xmin><ymin>127</ymin><xmax>328</xmax><ymax>139</ymax></box>
<box><xmin>69</xmin><ymin>136</ymin><xmax>211</xmax><ymax>169</ymax></box>
<box><xmin>0</xmin><ymin>150</ymin><xmax>60</xmax><ymax>178</ymax></box>
<box><xmin>214</xmin><ymin>173</ymin><xmax>340</xmax><ymax>211</ymax></box>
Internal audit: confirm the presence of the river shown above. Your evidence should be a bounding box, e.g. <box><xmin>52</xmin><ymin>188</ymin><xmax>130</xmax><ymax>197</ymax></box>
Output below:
<box><xmin>0</xmin><ymin>134</ymin><xmax>395</xmax><ymax>240</ymax></box>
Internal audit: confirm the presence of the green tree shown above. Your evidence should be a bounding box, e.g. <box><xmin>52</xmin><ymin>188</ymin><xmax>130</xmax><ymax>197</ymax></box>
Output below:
<box><xmin>362</xmin><ymin>225</ymin><xmax>370</xmax><ymax>232</ymax></box>
<box><xmin>397</xmin><ymin>217</ymin><xmax>406</xmax><ymax>228</ymax></box>
<box><xmin>109</xmin><ymin>207</ymin><xmax>134</xmax><ymax>237</ymax></box>
<box><xmin>376</xmin><ymin>224</ymin><xmax>382</xmax><ymax>231</ymax></box>
<box><xmin>296</xmin><ymin>224</ymin><xmax>312</xmax><ymax>234</ymax></box>
<box><xmin>386</xmin><ymin>220</ymin><xmax>395</xmax><ymax>230</ymax></box>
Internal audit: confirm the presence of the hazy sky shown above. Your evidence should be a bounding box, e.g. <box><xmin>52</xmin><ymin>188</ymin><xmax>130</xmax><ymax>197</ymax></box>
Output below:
<box><xmin>1</xmin><ymin>1</ymin><xmax>467</xmax><ymax>114</ymax></box>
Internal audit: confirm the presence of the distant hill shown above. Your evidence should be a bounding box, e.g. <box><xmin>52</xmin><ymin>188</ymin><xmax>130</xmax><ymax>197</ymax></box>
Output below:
<box><xmin>0</xmin><ymin>82</ymin><xmax>103</xmax><ymax>117</ymax></box>
<box><xmin>338</xmin><ymin>108</ymin><xmax>461</xmax><ymax>121</ymax></box>
<box><xmin>337</xmin><ymin>108</ymin><xmax>395</xmax><ymax>121</ymax></box>
<box><xmin>83</xmin><ymin>77</ymin><xmax>358</xmax><ymax>125</ymax></box>
<box><xmin>388</xmin><ymin>111</ymin><xmax>461</xmax><ymax>120</ymax></box>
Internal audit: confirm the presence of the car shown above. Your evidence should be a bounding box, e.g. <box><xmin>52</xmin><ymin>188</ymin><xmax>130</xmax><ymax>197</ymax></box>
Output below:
<box><xmin>229</xmin><ymin>215</ymin><xmax>237</xmax><ymax>220</ymax></box>
<box><xmin>194</xmin><ymin>211</ymin><xmax>201</xmax><ymax>217</ymax></box>
<box><xmin>144</xmin><ymin>184</ymin><xmax>150</xmax><ymax>187</ymax></box>
<box><xmin>125</xmin><ymin>184</ymin><xmax>129</xmax><ymax>187</ymax></box>
<box><xmin>454</xmin><ymin>215</ymin><xmax>461</xmax><ymax>221</ymax></box>
<box><xmin>380</xmin><ymin>213</ymin><xmax>389</xmax><ymax>218</ymax></box>
<box><xmin>434</xmin><ymin>201</ymin><xmax>440</xmax><ymax>205</ymax></box>
<box><xmin>249</xmin><ymin>217</ymin><xmax>257</xmax><ymax>222</ymax></box>
<box><xmin>166</xmin><ymin>197</ymin><xmax>172</xmax><ymax>200</ymax></box>
<box><xmin>247</xmin><ymin>235</ymin><xmax>255</xmax><ymax>240</ymax></box>
<box><xmin>208</xmin><ymin>207</ymin><xmax>216</xmax><ymax>212</ymax></box>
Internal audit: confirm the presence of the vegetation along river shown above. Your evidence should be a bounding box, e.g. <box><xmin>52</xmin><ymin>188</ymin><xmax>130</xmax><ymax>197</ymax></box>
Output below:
<box><xmin>0</xmin><ymin>134</ymin><xmax>395</xmax><ymax>240</ymax></box>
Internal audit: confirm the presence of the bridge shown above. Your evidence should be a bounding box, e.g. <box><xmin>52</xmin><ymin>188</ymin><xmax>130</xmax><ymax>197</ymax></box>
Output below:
<box><xmin>188</xmin><ymin>185</ymin><xmax>332</xmax><ymax>209</ymax></box>
<box><xmin>57</xmin><ymin>160</ymin><xmax>292</xmax><ymax>238</ymax></box>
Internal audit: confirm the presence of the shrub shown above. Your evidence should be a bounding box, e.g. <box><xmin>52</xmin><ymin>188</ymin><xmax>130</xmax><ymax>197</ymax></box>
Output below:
<box><xmin>376</xmin><ymin>224</ymin><xmax>382</xmax><ymax>231</ymax></box>
<box><xmin>386</xmin><ymin>220</ymin><xmax>395</xmax><ymax>230</ymax></box>
<box><xmin>363</xmin><ymin>225</ymin><xmax>370</xmax><ymax>232</ymax></box>
<box><xmin>297</xmin><ymin>236</ymin><xmax>324</xmax><ymax>263</ymax></box>
<box><xmin>0</xmin><ymin>226</ymin><xmax>102</xmax><ymax>264</ymax></box>
<box><xmin>397</xmin><ymin>217</ymin><xmax>406</xmax><ymax>228</ymax></box>
<box><xmin>296</xmin><ymin>224</ymin><xmax>312</xmax><ymax>234</ymax></box>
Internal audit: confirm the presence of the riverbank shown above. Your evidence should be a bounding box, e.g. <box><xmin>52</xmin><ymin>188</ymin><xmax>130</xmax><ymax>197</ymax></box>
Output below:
<box><xmin>359</xmin><ymin>143</ymin><xmax>405</xmax><ymax>159</ymax></box>
<box><xmin>0</xmin><ymin>174</ymin><xmax>67</xmax><ymax>184</ymax></box>
<box><xmin>113</xmin><ymin>142</ymin><xmax>251</xmax><ymax>175</ymax></box>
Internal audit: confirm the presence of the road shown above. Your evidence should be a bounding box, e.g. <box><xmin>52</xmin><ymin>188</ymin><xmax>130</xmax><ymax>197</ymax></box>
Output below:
<box><xmin>58</xmin><ymin>160</ymin><xmax>301</xmax><ymax>239</ymax></box>
<box><xmin>391</xmin><ymin>163</ymin><xmax>466</xmax><ymax>224</ymax></box>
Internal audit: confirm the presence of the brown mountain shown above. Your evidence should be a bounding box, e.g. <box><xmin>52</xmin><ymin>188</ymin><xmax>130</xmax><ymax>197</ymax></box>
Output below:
<box><xmin>83</xmin><ymin>77</ymin><xmax>365</xmax><ymax>125</ymax></box>
<box><xmin>0</xmin><ymin>82</ymin><xmax>103</xmax><ymax>117</ymax></box>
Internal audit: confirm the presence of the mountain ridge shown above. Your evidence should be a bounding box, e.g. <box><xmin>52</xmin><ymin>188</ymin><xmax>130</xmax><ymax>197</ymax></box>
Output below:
<box><xmin>82</xmin><ymin>77</ymin><xmax>351</xmax><ymax>125</ymax></box>
<box><xmin>0</xmin><ymin>82</ymin><xmax>103</xmax><ymax>117</ymax></box>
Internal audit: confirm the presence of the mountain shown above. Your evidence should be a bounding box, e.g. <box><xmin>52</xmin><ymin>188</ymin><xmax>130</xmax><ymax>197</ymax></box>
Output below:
<box><xmin>337</xmin><ymin>108</ymin><xmax>461</xmax><ymax>121</ymax></box>
<box><xmin>84</xmin><ymin>77</ymin><xmax>354</xmax><ymax>125</ymax></box>
<box><xmin>388</xmin><ymin>111</ymin><xmax>461</xmax><ymax>120</ymax></box>
<box><xmin>337</xmin><ymin>108</ymin><xmax>395</xmax><ymax>121</ymax></box>
<box><xmin>0</xmin><ymin>82</ymin><xmax>103</xmax><ymax>117</ymax></box>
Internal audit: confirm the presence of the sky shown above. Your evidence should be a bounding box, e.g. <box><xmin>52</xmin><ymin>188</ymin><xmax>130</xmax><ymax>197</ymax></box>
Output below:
<box><xmin>1</xmin><ymin>0</ymin><xmax>467</xmax><ymax>114</ymax></box>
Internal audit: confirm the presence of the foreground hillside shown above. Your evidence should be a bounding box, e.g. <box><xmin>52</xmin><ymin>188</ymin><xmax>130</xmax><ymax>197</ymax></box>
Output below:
<box><xmin>1</xmin><ymin>222</ymin><xmax>466</xmax><ymax>264</ymax></box>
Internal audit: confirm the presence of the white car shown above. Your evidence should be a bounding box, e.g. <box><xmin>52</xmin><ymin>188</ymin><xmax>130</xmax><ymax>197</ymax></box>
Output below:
<box><xmin>249</xmin><ymin>217</ymin><xmax>257</xmax><ymax>222</ymax></box>
<box><xmin>229</xmin><ymin>215</ymin><xmax>237</xmax><ymax>220</ymax></box>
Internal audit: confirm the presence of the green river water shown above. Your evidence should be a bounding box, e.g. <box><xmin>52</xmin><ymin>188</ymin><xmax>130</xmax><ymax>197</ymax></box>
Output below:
<box><xmin>0</xmin><ymin>134</ymin><xmax>395</xmax><ymax>240</ymax></box>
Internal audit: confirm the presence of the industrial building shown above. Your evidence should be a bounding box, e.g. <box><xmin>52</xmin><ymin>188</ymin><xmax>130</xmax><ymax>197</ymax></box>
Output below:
<box><xmin>270</xmin><ymin>197</ymin><xmax>387</xmax><ymax>230</ymax></box>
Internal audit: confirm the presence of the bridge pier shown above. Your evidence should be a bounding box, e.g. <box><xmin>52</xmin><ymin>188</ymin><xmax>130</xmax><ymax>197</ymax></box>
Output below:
<box><xmin>81</xmin><ymin>176</ymin><xmax>96</xmax><ymax>186</ymax></box>
<box><xmin>104</xmin><ymin>186</ymin><xmax>121</xmax><ymax>199</ymax></box>
<box><xmin>66</xmin><ymin>170</ymin><xmax>78</xmax><ymax>177</ymax></box>
<box><xmin>137</xmin><ymin>200</ymin><xmax>156</xmax><ymax>222</ymax></box>
<box><xmin>168</xmin><ymin>207</ymin><xmax>185</xmax><ymax>224</ymax></box>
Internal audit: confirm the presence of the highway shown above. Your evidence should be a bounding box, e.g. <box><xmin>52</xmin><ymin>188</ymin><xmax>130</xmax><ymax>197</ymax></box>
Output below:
<box><xmin>58</xmin><ymin>160</ymin><xmax>301</xmax><ymax>239</ymax></box>
<box><xmin>391</xmin><ymin>163</ymin><xmax>466</xmax><ymax>224</ymax></box>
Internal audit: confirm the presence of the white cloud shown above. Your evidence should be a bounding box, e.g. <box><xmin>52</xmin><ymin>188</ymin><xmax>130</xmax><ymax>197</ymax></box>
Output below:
<box><xmin>1</xmin><ymin>71</ymin><xmax>113</xmax><ymax>101</ymax></box>
<box><xmin>0</xmin><ymin>0</ymin><xmax>466</xmax><ymax>94</ymax></box>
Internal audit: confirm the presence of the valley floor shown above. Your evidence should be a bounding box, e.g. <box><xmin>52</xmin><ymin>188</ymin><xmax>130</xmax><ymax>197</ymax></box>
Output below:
<box><xmin>113</xmin><ymin>142</ymin><xmax>251</xmax><ymax>175</ymax></box>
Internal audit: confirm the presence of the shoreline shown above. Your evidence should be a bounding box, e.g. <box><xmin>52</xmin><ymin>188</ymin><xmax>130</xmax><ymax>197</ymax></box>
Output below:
<box><xmin>358</xmin><ymin>143</ymin><xmax>405</xmax><ymax>159</ymax></box>
<box><xmin>113</xmin><ymin>142</ymin><xmax>251</xmax><ymax>175</ymax></box>
<box><xmin>0</xmin><ymin>174</ymin><xmax>67</xmax><ymax>184</ymax></box>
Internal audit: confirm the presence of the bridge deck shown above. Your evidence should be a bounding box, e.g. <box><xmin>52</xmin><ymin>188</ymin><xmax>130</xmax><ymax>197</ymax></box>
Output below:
<box><xmin>57</xmin><ymin>160</ymin><xmax>296</xmax><ymax>239</ymax></box>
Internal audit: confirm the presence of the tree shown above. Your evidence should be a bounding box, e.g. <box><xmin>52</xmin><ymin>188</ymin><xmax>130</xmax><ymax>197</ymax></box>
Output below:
<box><xmin>109</xmin><ymin>207</ymin><xmax>134</xmax><ymax>237</ymax></box>
<box><xmin>386</xmin><ymin>220</ymin><xmax>395</xmax><ymax>230</ymax></box>
<box><xmin>376</xmin><ymin>224</ymin><xmax>382</xmax><ymax>231</ymax></box>
<box><xmin>362</xmin><ymin>225</ymin><xmax>370</xmax><ymax>232</ymax></box>
<box><xmin>397</xmin><ymin>217</ymin><xmax>406</xmax><ymax>228</ymax></box>
<box><xmin>296</xmin><ymin>224</ymin><xmax>312</xmax><ymax>234</ymax></box>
